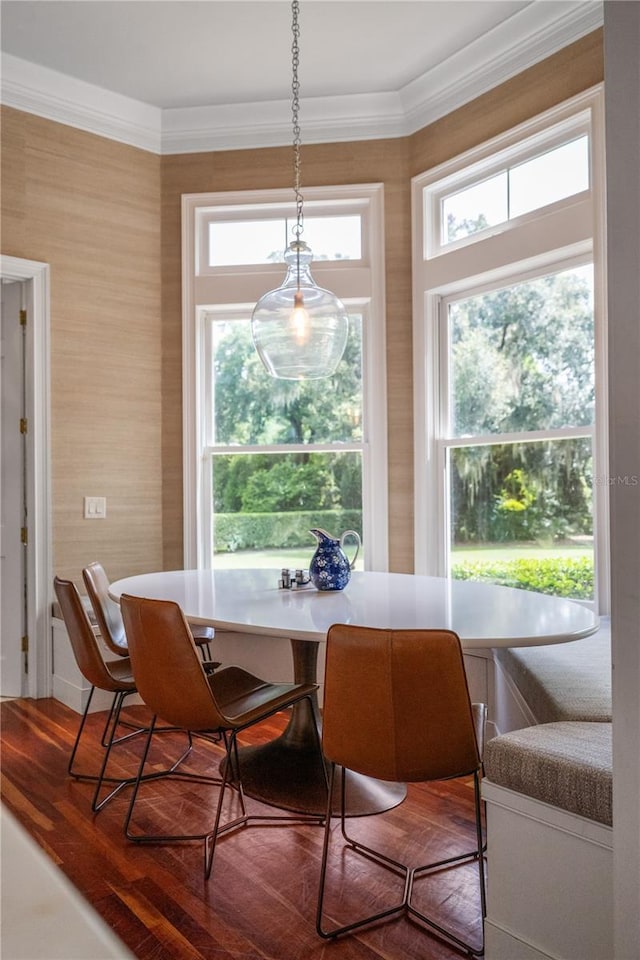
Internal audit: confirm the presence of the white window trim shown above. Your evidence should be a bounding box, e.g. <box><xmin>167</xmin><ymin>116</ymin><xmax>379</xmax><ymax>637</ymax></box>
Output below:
<box><xmin>412</xmin><ymin>86</ymin><xmax>609</xmax><ymax>611</ymax></box>
<box><xmin>182</xmin><ymin>183</ymin><xmax>388</xmax><ymax>572</ymax></box>
<box><xmin>422</xmin><ymin>88</ymin><xmax>597</xmax><ymax>260</ymax></box>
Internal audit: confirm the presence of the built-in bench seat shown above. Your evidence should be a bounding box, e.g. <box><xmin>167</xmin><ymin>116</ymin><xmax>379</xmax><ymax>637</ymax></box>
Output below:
<box><xmin>484</xmin><ymin>719</ymin><xmax>612</xmax><ymax>826</ymax></box>
<box><xmin>482</xmin><ymin>621</ymin><xmax>613</xmax><ymax>959</ymax></box>
<box><xmin>482</xmin><ymin>722</ymin><xmax>613</xmax><ymax>959</ymax></box>
<box><xmin>492</xmin><ymin>617</ymin><xmax>611</xmax><ymax>729</ymax></box>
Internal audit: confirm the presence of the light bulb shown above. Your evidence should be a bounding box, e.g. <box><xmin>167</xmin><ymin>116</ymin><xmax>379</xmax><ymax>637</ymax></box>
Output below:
<box><xmin>291</xmin><ymin>291</ymin><xmax>310</xmax><ymax>344</ymax></box>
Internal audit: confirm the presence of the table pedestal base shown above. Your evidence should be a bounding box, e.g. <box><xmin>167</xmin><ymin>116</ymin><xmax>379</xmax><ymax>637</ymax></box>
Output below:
<box><xmin>233</xmin><ymin>737</ymin><xmax>406</xmax><ymax>817</ymax></box>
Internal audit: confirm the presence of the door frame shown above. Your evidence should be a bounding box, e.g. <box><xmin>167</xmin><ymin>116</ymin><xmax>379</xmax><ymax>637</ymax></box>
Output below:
<box><xmin>0</xmin><ymin>255</ymin><xmax>52</xmax><ymax>698</ymax></box>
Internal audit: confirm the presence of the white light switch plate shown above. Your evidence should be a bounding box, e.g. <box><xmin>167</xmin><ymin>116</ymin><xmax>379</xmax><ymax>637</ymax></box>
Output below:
<box><xmin>84</xmin><ymin>496</ymin><xmax>107</xmax><ymax>519</ymax></box>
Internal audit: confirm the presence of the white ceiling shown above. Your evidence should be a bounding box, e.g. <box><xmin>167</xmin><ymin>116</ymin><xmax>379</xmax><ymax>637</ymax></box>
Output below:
<box><xmin>1</xmin><ymin>0</ymin><xmax>534</xmax><ymax>108</ymax></box>
<box><xmin>0</xmin><ymin>0</ymin><xmax>603</xmax><ymax>152</ymax></box>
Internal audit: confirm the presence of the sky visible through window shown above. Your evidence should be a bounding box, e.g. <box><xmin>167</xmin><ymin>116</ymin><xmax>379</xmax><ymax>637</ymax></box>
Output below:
<box><xmin>209</xmin><ymin>214</ymin><xmax>362</xmax><ymax>266</ymax></box>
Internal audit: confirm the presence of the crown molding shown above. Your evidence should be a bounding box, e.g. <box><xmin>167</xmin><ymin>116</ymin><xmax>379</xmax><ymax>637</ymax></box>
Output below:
<box><xmin>0</xmin><ymin>2</ymin><xmax>603</xmax><ymax>156</ymax></box>
<box><xmin>161</xmin><ymin>90</ymin><xmax>406</xmax><ymax>154</ymax></box>
<box><xmin>401</xmin><ymin>0</ymin><xmax>604</xmax><ymax>132</ymax></box>
<box><xmin>0</xmin><ymin>53</ymin><xmax>162</xmax><ymax>153</ymax></box>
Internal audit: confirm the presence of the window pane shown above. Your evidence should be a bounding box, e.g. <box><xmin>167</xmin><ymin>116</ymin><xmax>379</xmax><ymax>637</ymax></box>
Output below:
<box><xmin>296</xmin><ymin>215</ymin><xmax>361</xmax><ymax>260</ymax></box>
<box><xmin>209</xmin><ymin>219</ymin><xmax>286</xmax><ymax>266</ymax></box>
<box><xmin>449</xmin><ymin>265</ymin><xmax>594</xmax><ymax>436</ymax></box>
<box><xmin>509</xmin><ymin>136</ymin><xmax>590</xmax><ymax>219</ymax></box>
<box><xmin>449</xmin><ymin>438</ymin><xmax>594</xmax><ymax>600</ymax></box>
<box><xmin>442</xmin><ymin>172</ymin><xmax>508</xmax><ymax>244</ymax></box>
<box><xmin>212</xmin><ymin>451</ymin><xmax>363</xmax><ymax>569</ymax></box>
<box><xmin>209</xmin><ymin>214</ymin><xmax>362</xmax><ymax>266</ymax></box>
<box><xmin>212</xmin><ymin>315</ymin><xmax>363</xmax><ymax>445</ymax></box>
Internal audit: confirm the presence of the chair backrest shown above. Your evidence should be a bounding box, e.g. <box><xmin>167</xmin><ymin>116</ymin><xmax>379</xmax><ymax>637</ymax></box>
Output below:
<box><xmin>82</xmin><ymin>561</ymin><xmax>128</xmax><ymax>656</ymax></box>
<box><xmin>120</xmin><ymin>593</ymin><xmax>225</xmax><ymax>731</ymax></box>
<box><xmin>53</xmin><ymin>576</ymin><xmax>131</xmax><ymax>692</ymax></box>
<box><xmin>322</xmin><ymin>624</ymin><xmax>481</xmax><ymax>783</ymax></box>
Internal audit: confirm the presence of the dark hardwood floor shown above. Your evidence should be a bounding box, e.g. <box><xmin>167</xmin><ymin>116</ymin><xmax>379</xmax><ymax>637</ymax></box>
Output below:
<box><xmin>1</xmin><ymin>698</ymin><xmax>484</xmax><ymax>960</ymax></box>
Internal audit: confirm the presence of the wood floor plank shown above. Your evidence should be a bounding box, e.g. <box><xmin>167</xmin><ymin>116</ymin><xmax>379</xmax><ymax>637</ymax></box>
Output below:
<box><xmin>1</xmin><ymin>698</ymin><xmax>484</xmax><ymax>960</ymax></box>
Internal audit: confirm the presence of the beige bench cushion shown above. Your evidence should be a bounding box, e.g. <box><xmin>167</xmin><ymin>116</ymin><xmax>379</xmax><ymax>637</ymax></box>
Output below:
<box><xmin>484</xmin><ymin>721</ymin><xmax>612</xmax><ymax>826</ymax></box>
<box><xmin>494</xmin><ymin>619</ymin><xmax>611</xmax><ymax>723</ymax></box>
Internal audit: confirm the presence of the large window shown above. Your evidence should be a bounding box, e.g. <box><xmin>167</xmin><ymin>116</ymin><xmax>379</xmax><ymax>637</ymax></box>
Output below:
<box><xmin>183</xmin><ymin>184</ymin><xmax>387</xmax><ymax>573</ymax></box>
<box><xmin>205</xmin><ymin>307</ymin><xmax>364</xmax><ymax>569</ymax></box>
<box><xmin>444</xmin><ymin>264</ymin><xmax>595</xmax><ymax>600</ymax></box>
<box><xmin>413</xmin><ymin>88</ymin><xmax>608</xmax><ymax>606</ymax></box>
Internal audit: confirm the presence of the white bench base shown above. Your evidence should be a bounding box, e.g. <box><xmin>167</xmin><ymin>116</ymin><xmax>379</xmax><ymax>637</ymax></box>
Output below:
<box><xmin>482</xmin><ymin>780</ymin><xmax>613</xmax><ymax>960</ymax></box>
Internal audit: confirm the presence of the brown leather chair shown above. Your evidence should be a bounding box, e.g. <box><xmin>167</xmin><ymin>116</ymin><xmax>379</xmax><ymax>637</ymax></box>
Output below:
<box><xmin>53</xmin><ymin>576</ymin><xmax>143</xmax><ymax>812</ymax></box>
<box><xmin>83</xmin><ymin>561</ymin><xmax>218</xmax><ymax>664</ymax></box>
<box><xmin>119</xmin><ymin>592</ymin><xmax>323</xmax><ymax>879</ymax></box>
<box><xmin>316</xmin><ymin>624</ymin><xmax>486</xmax><ymax>956</ymax></box>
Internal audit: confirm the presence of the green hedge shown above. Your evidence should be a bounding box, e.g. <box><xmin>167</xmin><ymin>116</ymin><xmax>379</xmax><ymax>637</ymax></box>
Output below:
<box><xmin>214</xmin><ymin>510</ymin><xmax>362</xmax><ymax>553</ymax></box>
<box><xmin>452</xmin><ymin>556</ymin><xmax>594</xmax><ymax>599</ymax></box>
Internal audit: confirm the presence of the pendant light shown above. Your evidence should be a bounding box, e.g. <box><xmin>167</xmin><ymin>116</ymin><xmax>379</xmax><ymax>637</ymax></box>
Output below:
<box><xmin>251</xmin><ymin>0</ymin><xmax>349</xmax><ymax>380</ymax></box>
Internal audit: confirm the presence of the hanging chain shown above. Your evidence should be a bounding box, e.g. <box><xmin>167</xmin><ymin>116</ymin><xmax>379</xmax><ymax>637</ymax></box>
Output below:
<box><xmin>291</xmin><ymin>0</ymin><xmax>303</xmax><ymax>239</ymax></box>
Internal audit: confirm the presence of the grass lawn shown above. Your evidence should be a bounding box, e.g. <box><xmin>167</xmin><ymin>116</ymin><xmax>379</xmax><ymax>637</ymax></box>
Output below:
<box><xmin>215</xmin><ymin>547</ymin><xmax>320</xmax><ymax>569</ymax></box>
<box><xmin>451</xmin><ymin>541</ymin><xmax>593</xmax><ymax>563</ymax></box>
<box><xmin>215</xmin><ymin>541</ymin><xmax>594</xmax><ymax>569</ymax></box>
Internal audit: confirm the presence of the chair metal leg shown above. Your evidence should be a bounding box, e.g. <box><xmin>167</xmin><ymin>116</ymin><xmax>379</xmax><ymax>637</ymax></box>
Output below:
<box><xmin>91</xmin><ymin>691</ymin><xmax>185</xmax><ymax>812</ymax></box>
<box><xmin>92</xmin><ymin>691</ymin><xmax>133</xmax><ymax>812</ymax></box>
<box><xmin>99</xmin><ymin>692</ymin><xmax>118</xmax><ymax>747</ymax></box>
<box><xmin>65</xmin><ymin>685</ymin><xmax>161</xmax><ymax>814</ymax></box>
<box><xmin>204</xmin><ymin>729</ymin><xmax>248</xmax><ymax>879</ymax></box>
<box><xmin>317</xmin><ymin>763</ymin><xmax>407</xmax><ymax>940</ymax></box>
<box><xmin>100</xmin><ymin>696</ymin><xmax>147</xmax><ymax>746</ymax></box>
<box><xmin>67</xmin><ymin>684</ymin><xmax>99</xmax><ymax>780</ymax></box>
<box><xmin>317</xmin><ymin>766</ymin><xmax>486</xmax><ymax>957</ymax></box>
<box><xmin>123</xmin><ymin>716</ymin><xmax>215</xmax><ymax>841</ymax></box>
<box><xmin>204</xmin><ymin>710</ymin><xmax>324</xmax><ymax>880</ymax></box>
<box><xmin>408</xmin><ymin>769</ymin><xmax>486</xmax><ymax>956</ymax></box>
<box><xmin>68</xmin><ymin>686</ymin><xmax>144</xmax><ymax>789</ymax></box>
<box><xmin>125</xmin><ymin>695</ymin><xmax>324</xmax><ymax>880</ymax></box>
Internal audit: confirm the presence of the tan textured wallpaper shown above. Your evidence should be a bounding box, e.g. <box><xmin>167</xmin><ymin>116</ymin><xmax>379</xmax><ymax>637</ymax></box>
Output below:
<box><xmin>0</xmin><ymin>31</ymin><xmax>603</xmax><ymax>583</ymax></box>
<box><xmin>1</xmin><ymin>108</ymin><xmax>163</xmax><ymax>584</ymax></box>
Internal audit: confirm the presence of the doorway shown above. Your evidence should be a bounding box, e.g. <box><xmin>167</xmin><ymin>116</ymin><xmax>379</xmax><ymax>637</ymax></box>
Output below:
<box><xmin>0</xmin><ymin>256</ymin><xmax>51</xmax><ymax>699</ymax></box>
<box><xmin>1</xmin><ymin>279</ymin><xmax>26</xmax><ymax>695</ymax></box>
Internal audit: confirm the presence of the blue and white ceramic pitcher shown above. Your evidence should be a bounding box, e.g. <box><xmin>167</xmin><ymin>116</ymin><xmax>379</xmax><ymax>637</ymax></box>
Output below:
<box><xmin>309</xmin><ymin>528</ymin><xmax>361</xmax><ymax>591</ymax></box>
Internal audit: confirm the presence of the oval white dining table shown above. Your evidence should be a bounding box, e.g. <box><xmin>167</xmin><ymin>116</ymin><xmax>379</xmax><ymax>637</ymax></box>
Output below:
<box><xmin>110</xmin><ymin>568</ymin><xmax>598</xmax><ymax>816</ymax></box>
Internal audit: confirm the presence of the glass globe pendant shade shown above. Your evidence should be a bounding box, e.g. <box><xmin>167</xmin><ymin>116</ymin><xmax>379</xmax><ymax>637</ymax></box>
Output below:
<box><xmin>251</xmin><ymin>240</ymin><xmax>349</xmax><ymax>380</ymax></box>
